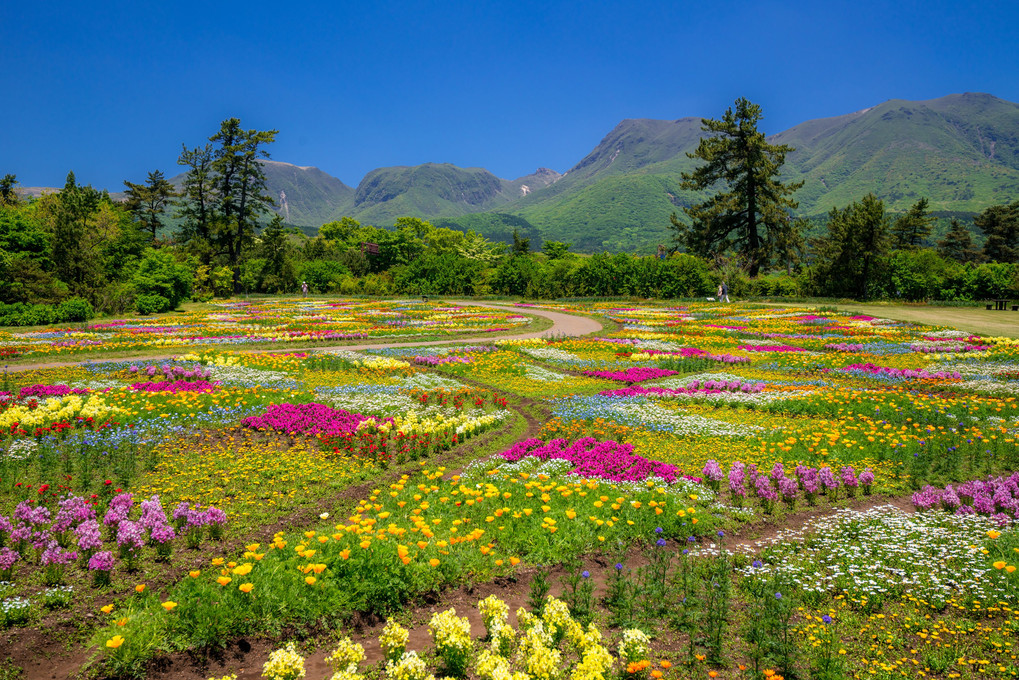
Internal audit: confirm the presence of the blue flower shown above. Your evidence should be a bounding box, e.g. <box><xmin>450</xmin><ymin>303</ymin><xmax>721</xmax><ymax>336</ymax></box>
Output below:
<box><xmin>615</xmin><ymin>563</ymin><xmax>623</xmax><ymax>571</ymax></box>
<box><xmin>752</xmin><ymin>560</ymin><xmax>762</xmax><ymax>568</ymax></box>
<box><xmin>654</xmin><ymin>527</ymin><xmax>663</xmax><ymax>534</ymax></box>
<box><xmin>775</xmin><ymin>592</ymin><xmax>782</xmax><ymax>599</ymax></box>
<box><xmin>682</xmin><ymin>549</ymin><xmax>689</xmax><ymax>555</ymax></box>
<box><xmin>687</xmin><ymin>536</ymin><xmax>696</xmax><ymax>543</ymax></box>
<box><xmin>822</xmin><ymin>614</ymin><xmax>832</xmax><ymax>624</ymax></box>
<box><xmin>717</xmin><ymin>530</ymin><xmax>725</xmax><ymax>538</ymax></box>
<box><xmin>581</xmin><ymin>571</ymin><xmax>590</xmax><ymax>578</ymax></box>
<box><xmin>656</xmin><ymin>538</ymin><xmax>667</xmax><ymax>547</ymax></box>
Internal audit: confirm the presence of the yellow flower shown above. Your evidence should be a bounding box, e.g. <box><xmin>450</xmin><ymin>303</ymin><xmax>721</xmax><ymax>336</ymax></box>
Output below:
<box><xmin>189</xmin><ymin>570</ymin><xmax>201</xmax><ymax>578</ymax></box>
<box><xmin>161</xmin><ymin>601</ymin><xmax>178</xmax><ymax>612</ymax></box>
<box><xmin>135</xmin><ymin>584</ymin><xmax>146</xmax><ymax>593</ymax></box>
<box><xmin>429</xmin><ymin>559</ymin><xmax>440</xmax><ymax>567</ymax></box>
<box><xmin>305</xmin><ymin>576</ymin><xmax>317</xmax><ymax>585</ymax></box>
<box><xmin>106</xmin><ymin>635</ymin><xmax>125</xmax><ymax>649</ymax></box>
<box><xmin>994</xmin><ymin>561</ymin><xmax>1007</xmax><ymax>570</ymax></box>
<box><xmin>100</xmin><ymin>604</ymin><xmax>114</xmax><ymax>614</ymax></box>
<box><xmin>217</xmin><ymin>576</ymin><xmax>233</xmax><ymax>586</ymax></box>
<box><xmin>232</xmin><ymin>563</ymin><xmax>253</xmax><ymax>576</ymax></box>
<box><xmin>239</xmin><ymin>583</ymin><xmax>254</xmax><ymax>593</ymax></box>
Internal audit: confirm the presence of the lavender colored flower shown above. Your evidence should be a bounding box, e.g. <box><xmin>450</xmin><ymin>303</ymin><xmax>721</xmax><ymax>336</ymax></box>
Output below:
<box><xmin>116</xmin><ymin>520</ymin><xmax>145</xmax><ymax>553</ymax></box>
<box><xmin>40</xmin><ymin>541</ymin><xmax>78</xmax><ymax>566</ymax></box>
<box><xmin>149</xmin><ymin>522</ymin><xmax>176</xmax><ymax>544</ymax></box>
<box><xmin>75</xmin><ymin>520</ymin><xmax>103</xmax><ymax>553</ymax></box>
<box><xmin>0</xmin><ymin>547</ymin><xmax>19</xmax><ymax>571</ymax></box>
<box><xmin>139</xmin><ymin>495</ymin><xmax>168</xmax><ymax>530</ymax></box>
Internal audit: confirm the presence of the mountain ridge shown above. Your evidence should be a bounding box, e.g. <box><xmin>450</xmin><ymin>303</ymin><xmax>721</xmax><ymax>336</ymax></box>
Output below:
<box><xmin>15</xmin><ymin>92</ymin><xmax>1019</xmax><ymax>252</ymax></box>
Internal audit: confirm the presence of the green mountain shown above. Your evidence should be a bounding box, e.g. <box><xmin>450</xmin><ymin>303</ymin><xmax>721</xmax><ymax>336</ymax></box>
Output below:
<box><xmin>340</xmin><ymin>163</ymin><xmax>560</xmax><ymax>228</ymax></box>
<box><xmin>259</xmin><ymin>160</ymin><xmax>355</xmax><ymax>226</ymax></box>
<box><xmin>505</xmin><ymin>93</ymin><xmax>1019</xmax><ymax>251</ymax></box>
<box><xmin>773</xmin><ymin>92</ymin><xmax>1019</xmax><ymax>215</ymax></box>
<box><xmin>20</xmin><ymin>93</ymin><xmax>1019</xmax><ymax>252</ymax></box>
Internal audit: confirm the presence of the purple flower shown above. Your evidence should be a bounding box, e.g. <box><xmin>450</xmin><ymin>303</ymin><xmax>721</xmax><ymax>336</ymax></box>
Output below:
<box><xmin>656</xmin><ymin>538</ymin><xmax>667</xmax><ymax>547</ymax></box>
<box><xmin>75</xmin><ymin>520</ymin><xmax>103</xmax><ymax>552</ymax></box>
<box><xmin>116</xmin><ymin>520</ymin><xmax>145</xmax><ymax>553</ymax></box>
<box><xmin>149</xmin><ymin>522</ymin><xmax>176</xmax><ymax>544</ymax></box>
<box><xmin>0</xmin><ymin>547</ymin><xmax>20</xmax><ymax>570</ymax></box>
<box><xmin>822</xmin><ymin>615</ymin><xmax>832</xmax><ymax>624</ymax></box>
<box><xmin>88</xmin><ymin>550</ymin><xmax>115</xmax><ymax>572</ymax></box>
<box><xmin>40</xmin><ymin>541</ymin><xmax>77</xmax><ymax>566</ymax></box>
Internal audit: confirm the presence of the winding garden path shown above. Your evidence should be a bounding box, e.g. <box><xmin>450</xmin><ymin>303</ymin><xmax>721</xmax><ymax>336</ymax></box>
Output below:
<box><xmin>3</xmin><ymin>302</ymin><xmax>604</xmax><ymax>372</ymax></box>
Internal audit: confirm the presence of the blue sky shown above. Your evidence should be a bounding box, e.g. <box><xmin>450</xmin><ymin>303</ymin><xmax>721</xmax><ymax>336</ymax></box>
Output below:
<box><xmin>3</xmin><ymin>0</ymin><xmax>1017</xmax><ymax>189</ymax></box>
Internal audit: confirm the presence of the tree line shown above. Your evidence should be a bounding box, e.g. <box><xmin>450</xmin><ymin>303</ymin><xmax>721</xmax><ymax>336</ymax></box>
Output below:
<box><xmin>1</xmin><ymin>106</ymin><xmax>1018</xmax><ymax>323</ymax></box>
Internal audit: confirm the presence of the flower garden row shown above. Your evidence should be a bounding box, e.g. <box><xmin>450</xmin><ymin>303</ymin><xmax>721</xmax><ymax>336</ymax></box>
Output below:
<box><xmin>0</xmin><ymin>300</ymin><xmax>1017</xmax><ymax>679</ymax></box>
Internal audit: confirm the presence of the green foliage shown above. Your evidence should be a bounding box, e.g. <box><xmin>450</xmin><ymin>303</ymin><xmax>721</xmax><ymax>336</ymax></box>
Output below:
<box><xmin>937</xmin><ymin>218</ymin><xmax>982</xmax><ymax>263</ymax></box>
<box><xmin>123</xmin><ymin>170</ymin><xmax>176</xmax><ymax>242</ymax></box>
<box><xmin>675</xmin><ymin>98</ymin><xmax>803</xmax><ymax>275</ymax></box>
<box><xmin>299</xmin><ymin>260</ymin><xmax>350</xmax><ymax>293</ymax></box>
<box><xmin>132</xmin><ymin>248</ymin><xmax>192</xmax><ymax>310</ymax></box>
<box><xmin>809</xmin><ymin>194</ymin><xmax>892</xmax><ymax>299</ymax></box>
<box><xmin>891</xmin><ymin>197</ymin><xmax>935</xmax><ymax>249</ymax></box>
<box><xmin>392</xmin><ymin>253</ymin><xmax>483</xmax><ymax>295</ymax></box>
<box><xmin>541</xmin><ymin>240</ymin><xmax>571</xmax><ymax>260</ymax></box>
<box><xmin>974</xmin><ymin>201</ymin><xmax>1019</xmax><ymax>263</ymax></box>
<box><xmin>135</xmin><ymin>294</ymin><xmax>171</xmax><ymax>315</ymax></box>
<box><xmin>55</xmin><ymin>297</ymin><xmax>94</xmax><ymax>322</ymax></box>
<box><xmin>968</xmin><ymin>262</ymin><xmax>1019</xmax><ymax>299</ymax></box>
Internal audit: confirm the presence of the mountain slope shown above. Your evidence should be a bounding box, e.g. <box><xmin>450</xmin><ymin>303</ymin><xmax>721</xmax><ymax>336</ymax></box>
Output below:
<box><xmin>774</xmin><ymin>92</ymin><xmax>1019</xmax><ymax>214</ymax></box>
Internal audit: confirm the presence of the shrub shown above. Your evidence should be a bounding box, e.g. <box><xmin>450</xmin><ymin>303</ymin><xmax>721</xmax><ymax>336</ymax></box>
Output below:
<box><xmin>132</xmin><ymin>248</ymin><xmax>192</xmax><ymax>310</ymax></box>
<box><xmin>135</xmin><ymin>294</ymin><xmax>170</xmax><ymax>316</ymax></box>
<box><xmin>56</xmin><ymin>297</ymin><xmax>95</xmax><ymax>322</ymax></box>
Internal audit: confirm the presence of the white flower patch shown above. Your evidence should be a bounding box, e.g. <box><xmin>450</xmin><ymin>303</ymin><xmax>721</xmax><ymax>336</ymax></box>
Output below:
<box><xmin>518</xmin><ymin>346</ymin><xmax>583</xmax><ymax>363</ymax></box>
<box><xmin>611</xmin><ymin>404</ymin><xmax>767</xmax><ymax>437</ymax></box>
<box><xmin>519</xmin><ymin>363</ymin><xmax>567</xmax><ymax>383</ymax></box>
<box><xmin>738</xmin><ymin>506</ymin><xmax>1009</xmax><ymax>606</ymax></box>
<box><xmin>397</xmin><ymin>373</ymin><xmax>465</xmax><ymax>390</ymax></box>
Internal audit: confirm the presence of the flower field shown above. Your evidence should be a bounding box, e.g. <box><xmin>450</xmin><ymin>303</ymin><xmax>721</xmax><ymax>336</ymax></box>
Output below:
<box><xmin>0</xmin><ymin>299</ymin><xmax>535</xmax><ymax>362</ymax></box>
<box><xmin>1</xmin><ymin>300</ymin><xmax>1019</xmax><ymax>679</ymax></box>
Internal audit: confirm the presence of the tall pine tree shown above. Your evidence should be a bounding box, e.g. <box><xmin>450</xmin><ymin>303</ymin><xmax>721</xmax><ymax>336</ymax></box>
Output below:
<box><xmin>673</xmin><ymin>98</ymin><xmax>802</xmax><ymax>276</ymax></box>
<box><xmin>123</xmin><ymin>170</ymin><xmax>177</xmax><ymax>243</ymax></box>
<box><xmin>891</xmin><ymin>197</ymin><xmax>934</xmax><ymax>249</ymax></box>
<box><xmin>937</xmin><ymin>218</ymin><xmax>981</xmax><ymax>263</ymax></box>
<box><xmin>975</xmin><ymin>202</ymin><xmax>1019</xmax><ymax>263</ymax></box>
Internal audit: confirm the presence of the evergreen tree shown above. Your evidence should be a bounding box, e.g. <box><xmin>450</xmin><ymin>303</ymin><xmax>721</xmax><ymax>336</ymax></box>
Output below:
<box><xmin>0</xmin><ymin>174</ymin><xmax>19</xmax><ymax>205</ymax></box>
<box><xmin>123</xmin><ymin>170</ymin><xmax>177</xmax><ymax>243</ymax></box>
<box><xmin>974</xmin><ymin>201</ymin><xmax>1019</xmax><ymax>263</ymax></box>
<box><xmin>937</xmin><ymin>218</ymin><xmax>981</xmax><ymax>263</ymax></box>
<box><xmin>51</xmin><ymin>171</ymin><xmax>104</xmax><ymax>295</ymax></box>
<box><xmin>891</xmin><ymin>197</ymin><xmax>934</xmax><ymax>249</ymax></box>
<box><xmin>770</xmin><ymin>217</ymin><xmax>807</xmax><ymax>275</ymax></box>
<box><xmin>257</xmin><ymin>214</ymin><xmax>296</xmax><ymax>292</ymax></box>
<box><xmin>809</xmin><ymin>194</ymin><xmax>891</xmax><ymax>299</ymax></box>
<box><xmin>175</xmin><ymin>143</ymin><xmax>216</xmax><ymax>259</ymax></box>
<box><xmin>675</xmin><ymin>98</ymin><xmax>802</xmax><ymax>276</ymax></box>
<box><xmin>209</xmin><ymin>118</ymin><xmax>278</xmax><ymax>289</ymax></box>
<box><xmin>512</xmin><ymin>228</ymin><xmax>530</xmax><ymax>255</ymax></box>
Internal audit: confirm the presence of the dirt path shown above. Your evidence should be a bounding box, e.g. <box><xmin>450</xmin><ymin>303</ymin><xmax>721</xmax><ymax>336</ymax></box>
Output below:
<box><xmin>139</xmin><ymin>494</ymin><xmax>923</xmax><ymax>680</ymax></box>
<box><xmin>3</xmin><ymin>303</ymin><xmax>604</xmax><ymax>373</ymax></box>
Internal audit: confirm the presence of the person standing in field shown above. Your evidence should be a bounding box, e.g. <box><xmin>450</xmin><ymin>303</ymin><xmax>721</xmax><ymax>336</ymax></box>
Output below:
<box><xmin>301</xmin><ymin>281</ymin><xmax>308</xmax><ymax>297</ymax></box>
<box><xmin>721</xmin><ymin>281</ymin><xmax>730</xmax><ymax>303</ymax></box>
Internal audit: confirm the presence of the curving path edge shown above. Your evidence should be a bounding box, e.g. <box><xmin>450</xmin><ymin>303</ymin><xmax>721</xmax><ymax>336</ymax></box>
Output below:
<box><xmin>3</xmin><ymin>302</ymin><xmax>603</xmax><ymax>372</ymax></box>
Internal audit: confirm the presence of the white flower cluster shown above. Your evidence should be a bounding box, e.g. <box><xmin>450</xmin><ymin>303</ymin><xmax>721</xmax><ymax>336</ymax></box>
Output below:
<box><xmin>738</xmin><ymin>506</ymin><xmax>1007</xmax><ymax>606</ymax></box>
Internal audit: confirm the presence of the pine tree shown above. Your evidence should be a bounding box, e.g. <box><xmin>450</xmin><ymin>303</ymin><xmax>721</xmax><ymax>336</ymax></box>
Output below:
<box><xmin>974</xmin><ymin>202</ymin><xmax>1019</xmax><ymax>263</ymax></box>
<box><xmin>809</xmin><ymin>194</ymin><xmax>891</xmax><ymax>300</ymax></box>
<box><xmin>674</xmin><ymin>98</ymin><xmax>802</xmax><ymax>277</ymax></box>
<box><xmin>891</xmin><ymin>198</ymin><xmax>935</xmax><ymax>249</ymax></box>
<box><xmin>123</xmin><ymin>170</ymin><xmax>177</xmax><ymax>243</ymax></box>
<box><xmin>0</xmin><ymin>174</ymin><xmax>19</xmax><ymax>205</ymax></box>
<box><xmin>936</xmin><ymin>218</ymin><xmax>981</xmax><ymax>263</ymax></box>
